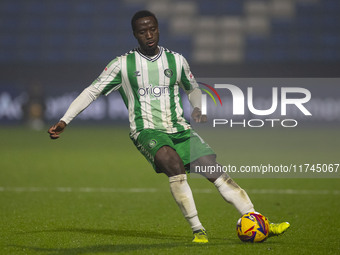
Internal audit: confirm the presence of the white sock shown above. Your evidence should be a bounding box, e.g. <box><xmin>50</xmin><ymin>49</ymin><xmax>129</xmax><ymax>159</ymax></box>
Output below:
<box><xmin>214</xmin><ymin>173</ymin><xmax>255</xmax><ymax>215</ymax></box>
<box><xmin>169</xmin><ymin>174</ymin><xmax>203</xmax><ymax>232</ymax></box>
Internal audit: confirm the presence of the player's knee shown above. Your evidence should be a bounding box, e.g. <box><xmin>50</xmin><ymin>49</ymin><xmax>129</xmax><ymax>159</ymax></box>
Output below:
<box><xmin>191</xmin><ymin>154</ymin><xmax>222</xmax><ymax>182</ymax></box>
<box><xmin>200</xmin><ymin>154</ymin><xmax>217</xmax><ymax>166</ymax></box>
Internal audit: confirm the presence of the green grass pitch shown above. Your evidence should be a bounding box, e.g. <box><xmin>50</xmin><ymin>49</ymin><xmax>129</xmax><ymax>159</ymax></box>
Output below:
<box><xmin>0</xmin><ymin>126</ymin><xmax>339</xmax><ymax>254</ymax></box>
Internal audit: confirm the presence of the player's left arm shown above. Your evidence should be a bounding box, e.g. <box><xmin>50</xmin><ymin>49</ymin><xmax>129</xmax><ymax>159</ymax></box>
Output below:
<box><xmin>178</xmin><ymin>56</ymin><xmax>206</xmax><ymax>123</ymax></box>
<box><xmin>189</xmin><ymin>90</ymin><xmax>207</xmax><ymax>123</ymax></box>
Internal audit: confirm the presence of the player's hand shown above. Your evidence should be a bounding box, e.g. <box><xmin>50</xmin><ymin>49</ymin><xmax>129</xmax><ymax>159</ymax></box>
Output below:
<box><xmin>191</xmin><ymin>107</ymin><xmax>207</xmax><ymax>123</ymax></box>
<box><xmin>48</xmin><ymin>121</ymin><xmax>67</xmax><ymax>139</ymax></box>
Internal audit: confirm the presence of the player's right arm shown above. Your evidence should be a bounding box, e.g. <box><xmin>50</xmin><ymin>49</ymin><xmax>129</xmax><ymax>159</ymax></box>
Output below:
<box><xmin>47</xmin><ymin>85</ymin><xmax>101</xmax><ymax>139</ymax></box>
<box><xmin>48</xmin><ymin>57</ymin><xmax>122</xmax><ymax>139</ymax></box>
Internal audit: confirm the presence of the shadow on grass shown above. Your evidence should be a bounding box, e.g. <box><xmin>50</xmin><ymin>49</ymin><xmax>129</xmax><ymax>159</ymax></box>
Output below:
<box><xmin>18</xmin><ymin>227</ymin><xmax>228</xmax><ymax>241</ymax></box>
<box><xmin>19</xmin><ymin>228</ymin><xmax>186</xmax><ymax>240</ymax></box>
<box><xmin>9</xmin><ymin>228</ymin><xmax>233</xmax><ymax>254</ymax></box>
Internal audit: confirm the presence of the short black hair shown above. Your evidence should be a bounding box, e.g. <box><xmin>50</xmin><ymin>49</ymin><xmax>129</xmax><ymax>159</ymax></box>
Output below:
<box><xmin>131</xmin><ymin>10</ymin><xmax>158</xmax><ymax>31</ymax></box>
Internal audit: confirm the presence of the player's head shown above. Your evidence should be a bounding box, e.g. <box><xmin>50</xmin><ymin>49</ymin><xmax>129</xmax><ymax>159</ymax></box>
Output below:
<box><xmin>132</xmin><ymin>10</ymin><xmax>159</xmax><ymax>56</ymax></box>
<box><xmin>131</xmin><ymin>10</ymin><xmax>158</xmax><ymax>32</ymax></box>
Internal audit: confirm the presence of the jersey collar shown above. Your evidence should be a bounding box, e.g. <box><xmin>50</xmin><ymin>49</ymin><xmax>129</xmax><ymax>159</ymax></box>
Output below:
<box><xmin>136</xmin><ymin>46</ymin><xmax>163</xmax><ymax>62</ymax></box>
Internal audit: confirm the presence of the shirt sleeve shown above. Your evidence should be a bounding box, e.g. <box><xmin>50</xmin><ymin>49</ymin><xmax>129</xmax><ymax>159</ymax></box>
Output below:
<box><xmin>60</xmin><ymin>58</ymin><xmax>122</xmax><ymax>124</ymax></box>
<box><xmin>178</xmin><ymin>55</ymin><xmax>199</xmax><ymax>94</ymax></box>
<box><xmin>60</xmin><ymin>85</ymin><xmax>101</xmax><ymax>125</ymax></box>
<box><xmin>188</xmin><ymin>88</ymin><xmax>202</xmax><ymax>109</ymax></box>
<box><xmin>91</xmin><ymin>57</ymin><xmax>122</xmax><ymax>96</ymax></box>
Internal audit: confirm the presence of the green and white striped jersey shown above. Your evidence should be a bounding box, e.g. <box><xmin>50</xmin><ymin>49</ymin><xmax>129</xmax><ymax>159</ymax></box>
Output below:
<box><xmin>91</xmin><ymin>46</ymin><xmax>198</xmax><ymax>138</ymax></box>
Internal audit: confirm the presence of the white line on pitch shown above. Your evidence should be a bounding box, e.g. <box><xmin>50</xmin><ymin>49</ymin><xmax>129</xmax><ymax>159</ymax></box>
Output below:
<box><xmin>0</xmin><ymin>187</ymin><xmax>339</xmax><ymax>195</ymax></box>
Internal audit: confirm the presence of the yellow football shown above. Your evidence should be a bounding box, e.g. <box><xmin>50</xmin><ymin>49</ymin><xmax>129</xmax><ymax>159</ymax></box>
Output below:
<box><xmin>236</xmin><ymin>212</ymin><xmax>270</xmax><ymax>242</ymax></box>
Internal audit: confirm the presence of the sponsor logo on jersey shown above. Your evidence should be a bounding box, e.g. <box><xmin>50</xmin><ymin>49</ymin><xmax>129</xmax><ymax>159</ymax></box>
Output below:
<box><xmin>138</xmin><ymin>85</ymin><xmax>170</xmax><ymax>98</ymax></box>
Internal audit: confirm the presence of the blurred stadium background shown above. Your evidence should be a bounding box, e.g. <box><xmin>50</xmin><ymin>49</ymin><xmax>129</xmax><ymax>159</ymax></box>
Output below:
<box><xmin>0</xmin><ymin>0</ymin><xmax>339</xmax><ymax>128</ymax></box>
